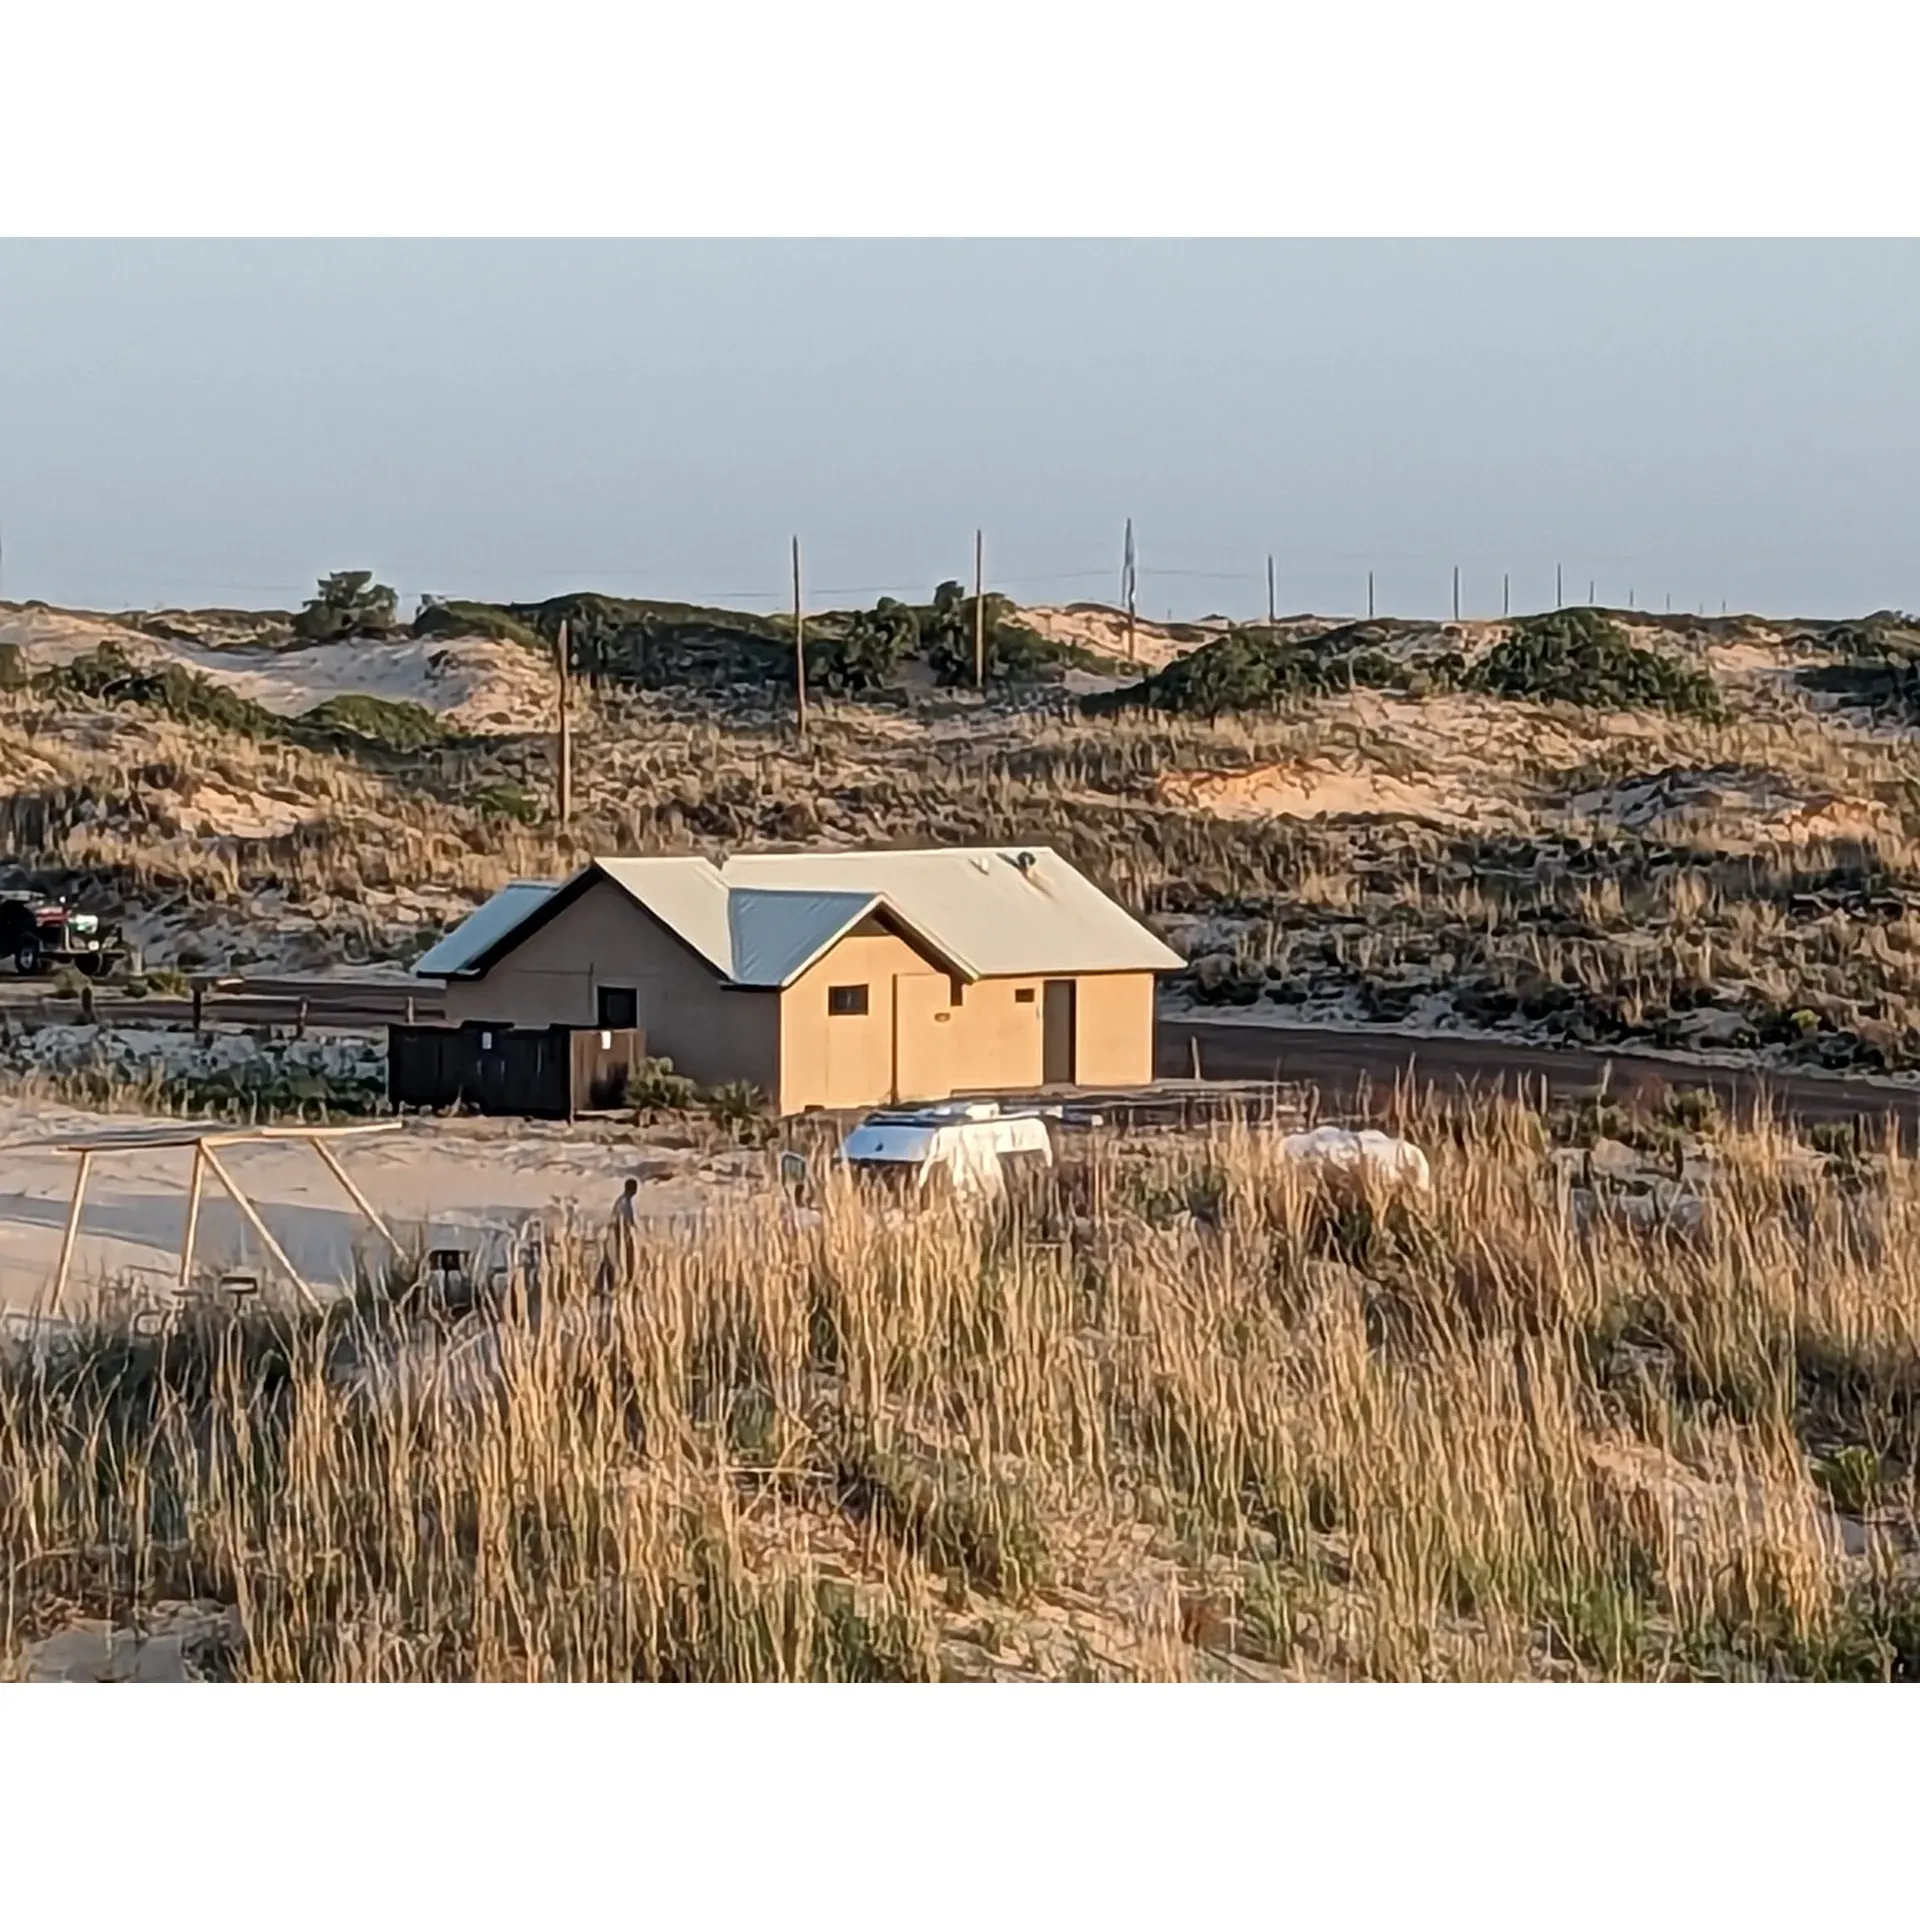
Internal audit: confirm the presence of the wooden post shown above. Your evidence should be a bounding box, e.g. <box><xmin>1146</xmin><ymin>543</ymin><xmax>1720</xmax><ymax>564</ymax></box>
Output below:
<box><xmin>192</xmin><ymin>983</ymin><xmax>204</xmax><ymax>1033</ymax></box>
<box><xmin>972</xmin><ymin>528</ymin><xmax>985</xmax><ymax>690</ymax></box>
<box><xmin>79</xmin><ymin>982</ymin><xmax>94</xmax><ymax>1023</ymax></box>
<box><xmin>49</xmin><ymin>1150</ymin><xmax>93</xmax><ymax>1313</ymax></box>
<box><xmin>1502</xmin><ymin>572</ymin><xmax>1510</xmax><ymax>617</ymax></box>
<box><xmin>1366</xmin><ymin>570</ymin><xmax>1375</xmax><ymax>620</ymax></box>
<box><xmin>792</xmin><ymin>536</ymin><xmax>808</xmax><ymax>740</ymax></box>
<box><xmin>1556</xmin><ymin>562</ymin><xmax>1563</xmax><ymax>609</ymax></box>
<box><xmin>1266</xmin><ymin>554</ymin><xmax>1276</xmax><ymax>633</ymax></box>
<box><xmin>1123</xmin><ymin>517</ymin><xmax>1137</xmax><ymax>664</ymax></box>
<box><xmin>309</xmin><ymin>1137</ymin><xmax>402</xmax><ymax>1256</ymax></box>
<box><xmin>178</xmin><ymin>1142</ymin><xmax>207</xmax><ymax>1292</ymax></box>
<box><xmin>295</xmin><ymin>997</ymin><xmax>308</xmax><ymax>1040</ymax></box>
<box><xmin>1452</xmin><ymin>565</ymin><xmax>1460</xmax><ymax>622</ymax></box>
<box><xmin>1588</xmin><ymin>579</ymin><xmax>1595</xmax><ymax>606</ymax></box>
<box><xmin>555</xmin><ymin>616</ymin><xmax>573</xmax><ymax>827</ymax></box>
<box><xmin>404</xmin><ymin>994</ymin><xmax>415</xmax><ymax>1027</ymax></box>
<box><xmin>201</xmin><ymin>1145</ymin><xmax>315</xmax><ymax>1305</ymax></box>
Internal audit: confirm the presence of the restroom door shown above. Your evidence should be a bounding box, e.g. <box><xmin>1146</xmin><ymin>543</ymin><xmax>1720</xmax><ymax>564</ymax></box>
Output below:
<box><xmin>1042</xmin><ymin>979</ymin><xmax>1077</xmax><ymax>1085</ymax></box>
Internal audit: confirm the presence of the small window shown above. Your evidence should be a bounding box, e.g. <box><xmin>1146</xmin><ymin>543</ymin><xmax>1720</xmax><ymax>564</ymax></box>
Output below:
<box><xmin>597</xmin><ymin>986</ymin><xmax>638</xmax><ymax>1030</ymax></box>
<box><xmin>828</xmin><ymin>983</ymin><xmax>870</xmax><ymax>1017</ymax></box>
<box><xmin>1014</xmin><ymin>987</ymin><xmax>1036</xmax><ymax>1004</ymax></box>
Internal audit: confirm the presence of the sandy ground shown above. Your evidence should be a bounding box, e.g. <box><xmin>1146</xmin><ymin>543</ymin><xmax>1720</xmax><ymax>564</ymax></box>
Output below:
<box><xmin>1153</xmin><ymin>761</ymin><xmax>1509</xmax><ymax>829</ymax></box>
<box><xmin>0</xmin><ymin>606</ymin><xmax>550</xmax><ymax>735</ymax></box>
<box><xmin>0</xmin><ymin>1098</ymin><xmax>743</xmax><ymax>1316</ymax></box>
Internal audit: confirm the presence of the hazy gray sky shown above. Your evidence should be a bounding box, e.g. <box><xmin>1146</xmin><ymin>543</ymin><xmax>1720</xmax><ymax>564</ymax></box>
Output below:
<box><xmin>2</xmin><ymin>240</ymin><xmax>1915</xmax><ymax>622</ymax></box>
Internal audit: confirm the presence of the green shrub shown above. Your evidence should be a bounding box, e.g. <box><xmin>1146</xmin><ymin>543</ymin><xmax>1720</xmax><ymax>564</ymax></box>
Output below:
<box><xmin>300</xmin><ymin>694</ymin><xmax>450</xmax><ymax>753</ymax></box>
<box><xmin>630</xmin><ymin>1055</ymin><xmax>697</xmax><ymax>1115</ymax></box>
<box><xmin>291</xmin><ymin>571</ymin><xmax>398</xmax><ymax>642</ymax></box>
<box><xmin>1463</xmin><ymin>610</ymin><xmax>1722</xmax><ymax>718</ymax></box>
<box><xmin>1086</xmin><ymin>607</ymin><xmax>1718</xmax><ymax>721</ymax></box>
<box><xmin>467</xmin><ymin>780</ymin><xmax>540</xmax><ymax>824</ymax></box>
<box><xmin>1085</xmin><ymin>621</ymin><xmax>1457</xmax><ymax>718</ymax></box>
<box><xmin>1798</xmin><ymin>616</ymin><xmax>1920</xmax><ymax>722</ymax></box>
<box><xmin>413</xmin><ymin>598</ymin><xmax>543</xmax><ymax>648</ymax></box>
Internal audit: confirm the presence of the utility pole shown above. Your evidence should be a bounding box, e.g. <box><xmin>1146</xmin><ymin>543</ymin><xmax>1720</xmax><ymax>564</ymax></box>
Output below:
<box><xmin>1452</xmin><ymin>565</ymin><xmax>1460</xmax><ymax>623</ymax></box>
<box><xmin>1266</xmin><ymin>553</ymin><xmax>1276</xmax><ymax>634</ymax></box>
<box><xmin>973</xmin><ymin>528</ymin><xmax>985</xmax><ymax>690</ymax></box>
<box><xmin>792</xmin><ymin>536</ymin><xmax>808</xmax><ymax>740</ymax></box>
<box><xmin>1555</xmin><ymin>562</ymin><xmax>1563</xmax><ymax>610</ymax></box>
<box><xmin>1367</xmin><ymin>569</ymin><xmax>1375</xmax><ymax>620</ymax></box>
<box><xmin>1502</xmin><ymin>572</ymin><xmax>1510</xmax><ymax>618</ymax></box>
<box><xmin>1122</xmin><ymin>518</ymin><xmax>1137</xmax><ymax>664</ymax></box>
<box><xmin>554</xmin><ymin>617</ymin><xmax>573</xmax><ymax>828</ymax></box>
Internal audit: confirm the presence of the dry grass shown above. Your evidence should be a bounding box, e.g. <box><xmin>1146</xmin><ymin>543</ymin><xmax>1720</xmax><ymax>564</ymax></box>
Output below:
<box><xmin>9</xmin><ymin>624</ymin><xmax>1920</xmax><ymax>1065</ymax></box>
<box><xmin>5</xmin><ymin>1098</ymin><xmax>1919</xmax><ymax>1682</ymax></box>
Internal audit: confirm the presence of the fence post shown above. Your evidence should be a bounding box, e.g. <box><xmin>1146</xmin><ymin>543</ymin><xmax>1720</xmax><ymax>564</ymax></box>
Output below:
<box><xmin>192</xmin><ymin>983</ymin><xmax>204</xmax><ymax>1033</ymax></box>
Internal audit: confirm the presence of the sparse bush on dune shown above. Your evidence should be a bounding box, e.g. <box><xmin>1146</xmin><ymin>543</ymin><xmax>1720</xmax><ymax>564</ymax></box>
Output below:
<box><xmin>5</xmin><ymin>1099</ymin><xmax>1919</xmax><ymax>1682</ymax></box>
<box><xmin>290</xmin><ymin>570</ymin><xmax>398</xmax><ymax>642</ymax></box>
<box><xmin>1087</xmin><ymin>608</ymin><xmax>1720</xmax><ymax>721</ymax></box>
<box><xmin>1799</xmin><ymin>614</ymin><xmax>1920</xmax><ymax>723</ymax></box>
<box><xmin>1465</xmin><ymin>609</ymin><xmax>1724</xmax><ymax>718</ymax></box>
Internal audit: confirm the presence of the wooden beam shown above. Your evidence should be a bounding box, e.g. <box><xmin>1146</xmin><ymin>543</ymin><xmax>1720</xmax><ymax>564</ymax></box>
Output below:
<box><xmin>178</xmin><ymin>1141</ymin><xmax>207</xmax><ymax>1294</ymax></box>
<box><xmin>307</xmin><ymin>1136</ymin><xmax>401</xmax><ymax>1255</ymax></box>
<box><xmin>555</xmin><ymin>616</ymin><xmax>573</xmax><ymax>827</ymax></box>
<box><xmin>973</xmin><ymin>528</ymin><xmax>985</xmax><ymax>690</ymax></box>
<box><xmin>48</xmin><ymin>1149</ymin><xmax>93</xmax><ymax>1313</ymax></box>
<box><xmin>201</xmin><ymin>1145</ymin><xmax>316</xmax><ymax>1306</ymax></box>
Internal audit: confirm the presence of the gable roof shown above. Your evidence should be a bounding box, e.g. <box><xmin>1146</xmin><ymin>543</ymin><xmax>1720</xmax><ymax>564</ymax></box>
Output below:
<box><xmin>413</xmin><ymin>846</ymin><xmax>1182</xmax><ymax>985</ymax></box>
<box><xmin>411</xmin><ymin>880</ymin><xmax>558</xmax><ymax>978</ymax></box>
<box><xmin>719</xmin><ymin>847</ymin><xmax>1182</xmax><ymax>978</ymax></box>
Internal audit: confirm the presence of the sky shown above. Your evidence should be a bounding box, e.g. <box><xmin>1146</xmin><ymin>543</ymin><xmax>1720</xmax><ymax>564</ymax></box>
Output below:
<box><xmin>1</xmin><ymin>239</ymin><xmax>1915</xmax><ymax>623</ymax></box>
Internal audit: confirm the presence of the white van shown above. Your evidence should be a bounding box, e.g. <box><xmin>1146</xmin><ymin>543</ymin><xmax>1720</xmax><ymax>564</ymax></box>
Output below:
<box><xmin>781</xmin><ymin>1101</ymin><xmax>1055</xmax><ymax>1210</ymax></box>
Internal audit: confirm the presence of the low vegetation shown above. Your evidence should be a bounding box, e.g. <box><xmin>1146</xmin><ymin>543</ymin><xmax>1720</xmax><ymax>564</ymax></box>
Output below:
<box><xmin>30</xmin><ymin>643</ymin><xmax>452</xmax><ymax>757</ymax></box>
<box><xmin>5</xmin><ymin>1102</ymin><xmax>1918</xmax><ymax>1681</ymax></box>
<box><xmin>291</xmin><ymin>570</ymin><xmax>398</xmax><ymax>643</ymax></box>
<box><xmin>432</xmin><ymin>583</ymin><xmax>1112</xmax><ymax>694</ymax></box>
<box><xmin>1090</xmin><ymin>609</ymin><xmax>1721</xmax><ymax>720</ymax></box>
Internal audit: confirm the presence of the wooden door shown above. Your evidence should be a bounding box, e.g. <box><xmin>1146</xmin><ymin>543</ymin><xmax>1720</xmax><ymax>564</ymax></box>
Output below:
<box><xmin>893</xmin><ymin>972</ymin><xmax>955</xmax><ymax>1102</ymax></box>
<box><xmin>1042</xmin><ymin>979</ymin><xmax>1077</xmax><ymax>1086</ymax></box>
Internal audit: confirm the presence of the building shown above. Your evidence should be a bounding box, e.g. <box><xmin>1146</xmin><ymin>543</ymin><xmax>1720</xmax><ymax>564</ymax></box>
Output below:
<box><xmin>411</xmin><ymin>847</ymin><xmax>1183</xmax><ymax>1114</ymax></box>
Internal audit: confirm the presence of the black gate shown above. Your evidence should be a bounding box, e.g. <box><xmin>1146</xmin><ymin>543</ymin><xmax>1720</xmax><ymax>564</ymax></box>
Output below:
<box><xmin>388</xmin><ymin>1023</ymin><xmax>645</xmax><ymax>1119</ymax></box>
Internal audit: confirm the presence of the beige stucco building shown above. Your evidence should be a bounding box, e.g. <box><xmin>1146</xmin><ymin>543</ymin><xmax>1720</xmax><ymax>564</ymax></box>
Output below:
<box><xmin>413</xmin><ymin>847</ymin><xmax>1182</xmax><ymax>1114</ymax></box>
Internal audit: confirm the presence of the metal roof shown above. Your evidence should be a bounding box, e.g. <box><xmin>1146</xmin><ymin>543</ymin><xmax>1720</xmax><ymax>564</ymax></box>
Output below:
<box><xmin>725</xmin><ymin>888</ymin><xmax>881</xmax><ymax>988</ymax></box>
<box><xmin>720</xmin><ymin>847</ymin><xmax>1183</xmax><ymax>977</ymax></box>
<box><xmin>422</xmin><ymin>846</ymin><xmax>1182</xmax><ymax>987</ymax></box>
<box><xmin>412</xmin><ymin>881</ymin><xmax>558</xmax><ymax>978</ymax></box>
<box><xmin>594</xmin><ymin>857</ymin><xmax>735</xmax><ymax>974</ymax></box>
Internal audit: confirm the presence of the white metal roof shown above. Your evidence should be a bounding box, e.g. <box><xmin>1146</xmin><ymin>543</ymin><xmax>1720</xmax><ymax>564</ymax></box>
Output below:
<box><xmin>720</xmin><ymin>847</ymin><xmax>1182</xmax><ymax>978</ymax></box>
<box><xmin>594</xmin><ymin>856</ymin><xmax>735</xmax><ymax>974</ymax></box>
<box><xmin>423</xmin><ymin>846</ymin><xmax>1181</xmax><ymax>986</ymax></box>
<box><xmin>412</xmin><ymin>881</ymin><xmax>557</xmax><ymax>977</ymax></box>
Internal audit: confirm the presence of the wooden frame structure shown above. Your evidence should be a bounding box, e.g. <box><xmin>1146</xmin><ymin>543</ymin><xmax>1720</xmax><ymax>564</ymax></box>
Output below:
<box><xmin>40</xmin><ymin>1120</ymin><xmax>403</xmax><ymax>1313</ymax></box>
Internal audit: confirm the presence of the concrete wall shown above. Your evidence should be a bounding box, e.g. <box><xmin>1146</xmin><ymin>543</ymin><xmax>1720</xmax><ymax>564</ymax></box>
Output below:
<box><xmin>442</xmin><ymin>882</ymin><xmax>1162</xmax><ymax>1112</ymax></box>
<box><xmin>440</xmin><ymin>880</ymin><xmax>780</xmax><ymax>1092</ymax></box>
<box><xmin>778</xmin><ymin>922</ymin><xmax>937</xmax><ymax>1114</ymax></box>
<box><xmin>1065</xmin><ymin>970</ymin><xmax>1157</xmax><ymax>1086</ymax></box>
<box><xmin>947</xmin><ymin>977</ymin><xmax>1046</xmax><ymax>1092</ymax></box>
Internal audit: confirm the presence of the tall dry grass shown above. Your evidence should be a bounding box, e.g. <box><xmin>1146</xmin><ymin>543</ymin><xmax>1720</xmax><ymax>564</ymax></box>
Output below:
<box><xmin>3</xmin><ymin>1096</ymin><xmax>1918</xmax><ymax>1681</ymax></box>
